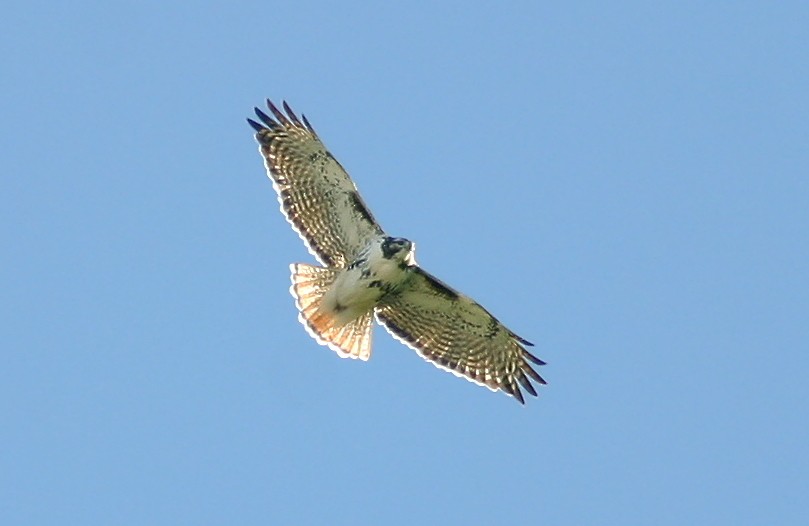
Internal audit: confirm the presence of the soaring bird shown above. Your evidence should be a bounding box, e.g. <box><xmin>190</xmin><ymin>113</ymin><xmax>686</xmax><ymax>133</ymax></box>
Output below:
<box><xmin>248</xmin><ymin>100</ymin><xmax>546</xmax><ymax>403</ymax></box>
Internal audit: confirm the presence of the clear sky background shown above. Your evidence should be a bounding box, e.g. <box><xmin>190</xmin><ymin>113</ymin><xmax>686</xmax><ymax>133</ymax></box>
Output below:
<box><xmin>2</xmin><ymin>2</ymin><xmax>808</xmax><ymax>524</ymax></box>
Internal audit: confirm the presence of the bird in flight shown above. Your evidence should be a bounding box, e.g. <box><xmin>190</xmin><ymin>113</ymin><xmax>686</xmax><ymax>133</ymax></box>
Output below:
<box><xmin>248</xmin><ymin>100</ymin><xmax>546</xmax><ymax>403</ymax></box>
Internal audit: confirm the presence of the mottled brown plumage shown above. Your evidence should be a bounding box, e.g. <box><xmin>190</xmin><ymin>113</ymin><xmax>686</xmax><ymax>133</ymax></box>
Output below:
<box><xmin>249</xmin><ymin>100</ymin><xmax>546</xmax><ymax>403</ymax></box>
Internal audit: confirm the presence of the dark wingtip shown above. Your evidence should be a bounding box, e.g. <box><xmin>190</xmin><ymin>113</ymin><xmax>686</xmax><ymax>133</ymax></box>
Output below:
<box><xmin>282</xmin><ymin>100</ymin><xmax>302</xmax><ymax>126</ymax></box>
<box><xmin>524</xmin><ymin>349</ymin><xmax>546</xmax><ymax>366</ymax></box>
<box><xmin>522</xmin><ymin>359</ymin><xmax>548</xmax><ymax>387</ymax></box>
<box><xmin>516</xmin><ymin>370</ymin><xmax>538</xmax><ymax>398</ymax></box>
<box><xmin>247</xmin><ymin>118</ymin><xmax>264</xmax><ymax>132</ymax></box>
<box><xmin>500</xmin><ymin>379</ymin><xmax>525</xmax><ymax>404</ymax></box>
<box><xmin>266</xmin><ymin>99</ymin><xmax>289</xmax><ymax>125</ymax></box>
<box><xmin>302</xmin><ymin>113</ymin><xmax>316</xmax><ymax>134</ymax></box>
<box><xmin>254</xmin><ymin>107</ymin><xmax>276</xmax><ymax>128</ymax></box>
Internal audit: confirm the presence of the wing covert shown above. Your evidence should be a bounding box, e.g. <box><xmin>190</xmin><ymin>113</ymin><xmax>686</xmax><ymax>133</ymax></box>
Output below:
<box><xmin>248</xmin><ymin>100</ymin><xmax>384</xmax><ymax>267</ymax></box>
<box><xmin>374</xmin><ymin>267</ymin><xmax>546</xmax><ymax>403</ymax></box>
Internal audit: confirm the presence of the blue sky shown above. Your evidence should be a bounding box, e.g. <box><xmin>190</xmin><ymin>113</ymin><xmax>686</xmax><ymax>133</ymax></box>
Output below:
<box><xmin>2</xmin><ymin>1</ymin><xmax>808</xmax><ymax>524</ymax></box>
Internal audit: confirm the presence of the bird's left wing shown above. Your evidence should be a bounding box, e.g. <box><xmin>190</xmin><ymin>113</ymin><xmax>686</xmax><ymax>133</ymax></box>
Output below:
<box><xmin>248</xmin><ymin>100</ymin><xmax>384</xmax><ymax>268</ymax></box>
<box><xmin>375</xmin><ymin>267</ymin><xmax>546</xmax><ymax>403</ymax></box>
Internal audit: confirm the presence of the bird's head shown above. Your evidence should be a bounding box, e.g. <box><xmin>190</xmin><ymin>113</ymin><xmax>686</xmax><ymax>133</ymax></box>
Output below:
<box><xmin>381</xmin><ymin>236</ymin><xmax>415</xmax><ymax>264</ymax></box>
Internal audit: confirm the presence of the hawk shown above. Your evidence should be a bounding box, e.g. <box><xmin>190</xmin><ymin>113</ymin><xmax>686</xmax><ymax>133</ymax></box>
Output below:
<box><xmin>248</xmin><ymin>100</ymin><xmax>546</xmax><ymax>403</ymax></box>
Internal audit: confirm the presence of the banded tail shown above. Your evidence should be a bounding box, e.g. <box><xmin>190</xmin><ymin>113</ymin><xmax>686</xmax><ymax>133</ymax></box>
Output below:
<box><xmin>289</xmin><ymin>263</ymin><xmax>374</xmax><ymax>360</ymax></box>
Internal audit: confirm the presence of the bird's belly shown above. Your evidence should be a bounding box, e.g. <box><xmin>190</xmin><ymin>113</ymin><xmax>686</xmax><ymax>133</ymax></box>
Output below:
<box><xmin>321</xmin><ymin>272</ymin><xmax>385</xmax><ymax>325</ymax></box>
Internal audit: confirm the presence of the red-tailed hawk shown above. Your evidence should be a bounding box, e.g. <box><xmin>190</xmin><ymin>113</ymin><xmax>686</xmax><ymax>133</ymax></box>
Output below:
<box><xmin>248</xmin><ymin>100</ymin><xmax>546</xmax><ymax>403</ymax></box>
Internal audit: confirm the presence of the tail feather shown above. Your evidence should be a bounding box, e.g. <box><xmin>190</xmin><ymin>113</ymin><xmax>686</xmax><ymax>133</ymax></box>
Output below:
<box><xmin>289</xmin><ymin>263</ymin><xmax>374</xmax><ymax>360</ymax></box>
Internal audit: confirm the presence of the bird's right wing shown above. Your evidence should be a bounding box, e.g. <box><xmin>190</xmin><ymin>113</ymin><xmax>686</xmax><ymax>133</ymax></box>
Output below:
<box><xmin>248</xmin><ymin>100</ymin><xmax>384</xmax><ymax>267</ymax></box>
<box><xmin>375</xmin><ymin>267</ymin><xmax>546</xmax><ymax>403</ymax></box>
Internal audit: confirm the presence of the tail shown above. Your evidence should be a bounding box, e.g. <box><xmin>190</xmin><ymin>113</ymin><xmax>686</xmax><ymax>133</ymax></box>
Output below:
<box><xmin>289</xmin><ymin>263</ymin><xmax>374</xmax><ymax>361</ymax></box>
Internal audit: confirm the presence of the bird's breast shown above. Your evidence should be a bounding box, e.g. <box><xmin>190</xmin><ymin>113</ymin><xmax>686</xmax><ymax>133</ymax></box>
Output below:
<box><xmin>327</xmin><ymin>257</ymin><xmax>407</xmax><ymax>315</ymax></box>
